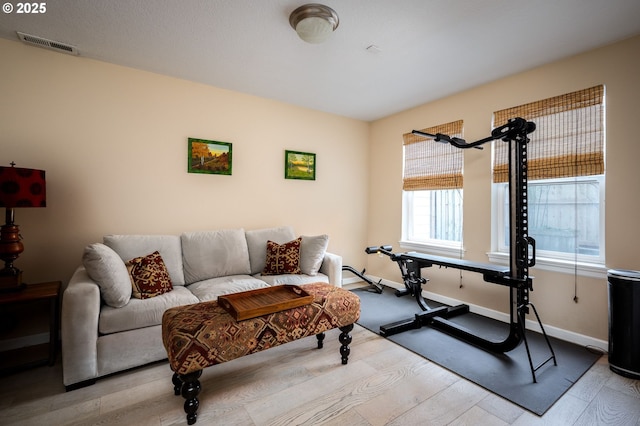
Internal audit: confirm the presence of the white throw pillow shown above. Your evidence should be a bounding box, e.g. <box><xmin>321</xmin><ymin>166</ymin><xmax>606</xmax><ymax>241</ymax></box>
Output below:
<box><xmin>300</xmin><ymin>235</ymin><xmax>329</xmax><ymax>276</ymax></box>
<box><xmin>103</xmin><ymin>234</ymin><xmax>185</xmax><ymax>285</ymax></box>
<box><xmin>82</xmin><ymin>243</ymin><xmax>131</xmax><ymax>308</ymax></box>
<box><xmin>181</xmin><ymin>229</ymin><xmax>251</xmax><ymax>283</ymax></box>
<box><xmin>245</xmin><ymin>226</ymin><xmax>296</xmax><ymax>274</ymax></box>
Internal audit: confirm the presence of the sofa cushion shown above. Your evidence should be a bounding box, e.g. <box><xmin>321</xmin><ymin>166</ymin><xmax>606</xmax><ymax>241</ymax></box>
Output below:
<box><xmin>300</xmin><ymin>235</ymin><xmax>329</xmax><ymax>276</ymax></box>
<box><xmin>256</xmin><ymin>273</ymin><xmax>329</xmax><ymax>286</ymax></box>
<box><xmin>262</xmin><ymin>238</ymin><xmax>302</xmax><ymax>275</ymax></box>
<box><xmin>82</xmin><ymin>243</ymin><xmax>131</xmax><ymax>308</ymax></box>
<box><xmin>103</xmin><ymin>234</ymin><xmax>185</xmax><ymax>285</ymax></box>
<box><xmin>126</xmin><ymin>251</ymin><xmax>173</xmax><ymax>299</ymax></box>
<box><xmin>99</xmin><ymin>286</ymin><xmax>198</xmax><ymax>334</ymax></box>
<box><xmin>187</xmin><ymin>275</ymin><xmax>271</xmax><ymax>302</ymax></box>
<box><xmin>245</xmin><ymin>226</ymin><xmax>296</xmax><ymax>275</ymax></box>
<box><xmin>181</xmin><ymin>229</ymin><xmax>251</xmax><ymax>284</ymax></box>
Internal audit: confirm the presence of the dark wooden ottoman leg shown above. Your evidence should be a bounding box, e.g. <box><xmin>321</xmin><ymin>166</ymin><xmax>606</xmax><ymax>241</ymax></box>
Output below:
<box><xmin>172</xmin><ymin>372</ymin><xmax>182</xmax><ymax>395</ymax></box>
<box><xmin>316</xmin><ymin>332</ymin><xmax>325</xmax><ymax>349</ymax></box>
<box><xmin>180</xmin><ymin>370</ymin><xmax>203</xmax><ymax>425</ymax></box>
<box><xmin>339</xmin><ymin>324</ymin><xmax>354</xmax><ymax>364</ymax></box>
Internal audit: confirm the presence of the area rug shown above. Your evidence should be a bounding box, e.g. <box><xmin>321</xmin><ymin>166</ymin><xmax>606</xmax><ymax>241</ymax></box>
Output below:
<box><xmin>353</xmin><ymin>286</ymin><xmax>601</xmax><ymax>416</ymax></box>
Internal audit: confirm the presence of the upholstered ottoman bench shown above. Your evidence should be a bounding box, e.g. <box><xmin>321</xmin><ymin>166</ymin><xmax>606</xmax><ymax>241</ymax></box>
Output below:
<box><xmin>162</xmin><ymin>283</ymin><xmax>360</xmax><ymax>425</ymax></box>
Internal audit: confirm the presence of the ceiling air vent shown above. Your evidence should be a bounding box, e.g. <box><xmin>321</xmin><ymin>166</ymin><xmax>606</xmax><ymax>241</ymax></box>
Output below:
<box><xmin>17</xmin><ymin>31</ymin><xmax>79</xmax><ymax>55</ymax></box>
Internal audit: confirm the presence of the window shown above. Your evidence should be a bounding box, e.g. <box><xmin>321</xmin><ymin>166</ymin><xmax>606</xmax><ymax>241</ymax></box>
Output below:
<box><xmin>401</xmin><ymin>120</ymin><xmax>464</xmax><ymax>254</ymax></box>
<box><xmin>494</xmin><ymin>175</ymin><xmax>604</xmax><ymax>261</ymax></box>
<box><xmin>491</xmin><ymin>86</ymin><xmax>605</xmax><ymax>269</ymax></box>
<box><xmin>403</xmin><ymin>189</ymin><xmax>463</xmax><ymax>245</ymax></box>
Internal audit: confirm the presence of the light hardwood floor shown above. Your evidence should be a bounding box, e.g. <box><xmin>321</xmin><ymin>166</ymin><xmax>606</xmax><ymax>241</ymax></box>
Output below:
<box><xmin>1</xmin><ymin>324</ymin><xmax>639</xmax><ymax>426</ymax></box>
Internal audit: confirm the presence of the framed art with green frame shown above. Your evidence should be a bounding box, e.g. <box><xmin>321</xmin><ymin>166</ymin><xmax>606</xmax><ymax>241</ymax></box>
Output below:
<box><xmin>284</xmin><ymin>150</ymin><xmax>316</xmax><ymax>180</ymax></box>
<box><xmin>188</xmin><ymin>138</ymin><xmax>232</xmax><ymax>175</ymax></box>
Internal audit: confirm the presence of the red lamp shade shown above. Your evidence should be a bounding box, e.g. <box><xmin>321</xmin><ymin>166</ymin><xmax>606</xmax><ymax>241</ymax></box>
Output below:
<box><xmin>0</xmin><ymin>166</ymin><xmax>46</xmax><ymax>208</ymax></box>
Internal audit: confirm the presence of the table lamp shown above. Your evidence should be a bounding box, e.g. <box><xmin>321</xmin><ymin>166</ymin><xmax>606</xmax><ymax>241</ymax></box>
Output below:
<box><xmin>0</xmin><ymin>162</ymin><xmax>46</xmax><ymax>291</ymax></box>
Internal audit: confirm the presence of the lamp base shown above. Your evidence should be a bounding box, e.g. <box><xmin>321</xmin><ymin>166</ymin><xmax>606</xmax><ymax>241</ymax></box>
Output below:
<box><xmin>0</xmin><ymin>270</ymin><xmax>25</xmax><ymax>292</ymax></box>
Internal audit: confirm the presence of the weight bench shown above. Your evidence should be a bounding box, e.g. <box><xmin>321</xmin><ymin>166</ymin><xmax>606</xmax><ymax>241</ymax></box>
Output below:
<box><xmin>370</xmin><ymin>248</ymin><xmax>556</xmax><ymax>383</ymax></box>
<box><xmin>161</xmin><ymin>282</ymin><xmax>360</xmax><ymax>425</ymax></box>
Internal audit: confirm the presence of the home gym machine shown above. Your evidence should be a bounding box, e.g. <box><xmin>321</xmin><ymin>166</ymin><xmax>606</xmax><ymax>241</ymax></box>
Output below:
<box><xmin>368</xmin><ymin>117</ymin><xmax>556</xmax><ymax>382</ymax></box>
<box><xmin>342</xmin><ymin>264</ymin><xmax>384</xmax><ymax>293</ymax></box>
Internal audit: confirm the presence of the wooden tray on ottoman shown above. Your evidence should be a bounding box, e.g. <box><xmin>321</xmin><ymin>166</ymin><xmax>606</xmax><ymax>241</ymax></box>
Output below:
<box><xmin>218</xmin><ymin>285</ymin><xmax>314</xmax><ymax>321</ymax></box>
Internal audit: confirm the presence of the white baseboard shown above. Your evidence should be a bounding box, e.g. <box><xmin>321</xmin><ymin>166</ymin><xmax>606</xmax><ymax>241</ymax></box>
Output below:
<box><xmin>341</xmin><ymin>276</ymin><xmax>365</xmax><ymax>286</ymax></box>
<box><xmin>369</xmin><ymin>276</ymin><xmax>609</xmax><ymax>353</ymax></box>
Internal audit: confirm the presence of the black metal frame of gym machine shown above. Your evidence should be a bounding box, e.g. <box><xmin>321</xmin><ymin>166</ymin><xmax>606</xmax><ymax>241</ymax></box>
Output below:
<box><xmin>370</xmin><ymin>117</ymin><xmax>556</xmax><ymax>383</ymax></box>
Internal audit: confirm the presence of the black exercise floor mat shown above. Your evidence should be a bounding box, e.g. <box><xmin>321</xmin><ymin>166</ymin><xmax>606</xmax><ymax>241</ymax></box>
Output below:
<box><xmin>353</xmin><ymin>286</ymin><xmax>601</xmax><ymax>416</ymax></box>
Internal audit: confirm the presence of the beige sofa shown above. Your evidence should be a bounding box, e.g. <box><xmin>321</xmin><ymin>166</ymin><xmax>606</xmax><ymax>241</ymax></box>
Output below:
<box><xmin>61</xmin><ymin>226</ymin><xmax>342</xmax><ymax>390</ymax></box>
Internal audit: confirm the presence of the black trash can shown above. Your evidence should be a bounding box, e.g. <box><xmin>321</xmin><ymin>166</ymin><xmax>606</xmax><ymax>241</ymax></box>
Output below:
<box><xmin>608</xmin><ymin>269</ymin><xmax>640</xmax><ymax>379</ymax></box>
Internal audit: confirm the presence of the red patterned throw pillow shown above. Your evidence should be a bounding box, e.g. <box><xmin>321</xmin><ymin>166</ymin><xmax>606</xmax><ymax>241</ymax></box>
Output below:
<box><xmin>126</xmin><ymin>251</ymin><xmax>173</xmax><ymax>299</ymax></box>
<box><xmin>262</xmin><ymin>238</ymin><xmax>302</xmax><ymax>275</ymax></box>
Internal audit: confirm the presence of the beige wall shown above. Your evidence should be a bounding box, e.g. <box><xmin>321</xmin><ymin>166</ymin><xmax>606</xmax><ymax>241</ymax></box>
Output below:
<box><xmin>0</xmin><ymin>38</ymin><xmax>371</xmax><ymax>288</ymax></box>
<box><xmin>367</xmin><ymin>35</ymin><xmax>640</xmax><ymax>342</ymax></box>
<box><xmin>3</xmin><ymin>34</ymin><xmax>639</xmax><ymax>343</ymax></box>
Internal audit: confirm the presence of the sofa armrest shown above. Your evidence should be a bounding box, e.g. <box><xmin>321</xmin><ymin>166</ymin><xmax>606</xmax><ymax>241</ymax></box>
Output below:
<box><xmin>62</xmin><ymin>266</ymin><xmax>101</xmax><ymax>388</ymax></box>
<box><xmin>319</xmin><ymin>252</ymin><xmax>342</xmax><ymax>287</ymax></box>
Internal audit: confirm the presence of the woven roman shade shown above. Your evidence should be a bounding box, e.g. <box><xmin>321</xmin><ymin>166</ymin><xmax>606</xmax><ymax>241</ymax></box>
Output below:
<box><xmin>493</xmin><ymin>85</ymin><xmax>604</xmax><ymax>183</ymax></box>
<box><xmin>403</xmin><ymin>120</ymin><xmax>464</xmax><ymax>190</ymax></box>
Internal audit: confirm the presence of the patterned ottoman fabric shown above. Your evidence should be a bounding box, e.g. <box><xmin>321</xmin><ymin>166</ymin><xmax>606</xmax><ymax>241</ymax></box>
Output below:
<box><xmin>162</xmin><ymin>282</ymin><xmax>360</xmax><ymax>376</ymax></box>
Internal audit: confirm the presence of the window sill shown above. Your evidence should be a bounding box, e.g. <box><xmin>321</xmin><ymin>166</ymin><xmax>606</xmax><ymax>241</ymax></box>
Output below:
<box><xmin>399</xmin><ymin>240</ymin><xmax>465</xmax><ymax>258</ymax></box>
<box><xmin>487</xmin><ymin>251</ymin><xmax>607</xmax><ymax>279</ymax></box>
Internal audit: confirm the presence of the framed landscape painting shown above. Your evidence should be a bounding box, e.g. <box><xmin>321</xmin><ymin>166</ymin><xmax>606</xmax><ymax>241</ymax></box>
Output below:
<box><xmin>188</xmin><ymin>138</ymin><xmax>232</xmax><ymax>175</ymax></box>
<box><xmin>284</xmin><ymin>150</ymin><xmax>316</xmax><ymax>180</ymax></box>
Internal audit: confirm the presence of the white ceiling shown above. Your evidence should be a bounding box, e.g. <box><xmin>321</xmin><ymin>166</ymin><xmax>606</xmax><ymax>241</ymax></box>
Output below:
<box><xmin>2</xmin><ymin>0</ymin><xmax>640</xmax><ymax>121</ymax></box>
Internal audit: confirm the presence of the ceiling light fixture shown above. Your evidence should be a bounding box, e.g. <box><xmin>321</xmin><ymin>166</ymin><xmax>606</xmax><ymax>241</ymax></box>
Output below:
<box><xmin>289</xmin><ymin>3</ymin><xmax>339</xmax><ymax>44</ymax></box>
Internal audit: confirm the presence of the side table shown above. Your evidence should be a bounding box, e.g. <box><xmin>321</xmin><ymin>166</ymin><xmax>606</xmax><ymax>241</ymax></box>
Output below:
<box><xmin>0</xmin><ymin>281</ymin><xmax>61</xmax><ymax>374</ymax></box>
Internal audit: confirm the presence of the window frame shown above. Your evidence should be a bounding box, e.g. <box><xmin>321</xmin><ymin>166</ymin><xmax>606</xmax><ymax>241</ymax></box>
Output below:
<box><xmin>400</xmin><ymin>189</ymin><xmax>465</xmax><ymax>257</ymax></box>
<box><xmin>489</xmin><ymin>175</ymin><xmax>606</xmax><ymax>277</ymax></box>
<box><xmin>489</xmin><ymin>85</ymin><xmax>606</xmax><ymax>278</ymax></box>
<box><xmin>401</xmin><ymin>120</ymin><xmax>465</xmax><ymax>256</ymax></box>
